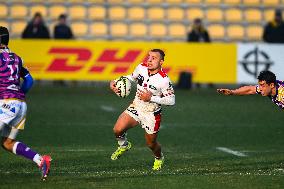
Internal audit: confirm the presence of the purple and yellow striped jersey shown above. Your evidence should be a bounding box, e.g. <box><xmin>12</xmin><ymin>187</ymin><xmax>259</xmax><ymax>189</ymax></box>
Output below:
<box><xmin>256</xmin><ymin>80</ymin><xmax>284</xmax><ymax>110</ymax></box>
<box><xmin>0</xmin><ymin>47</ymin><xmax>29</xmax><ymax>100</ymax></box>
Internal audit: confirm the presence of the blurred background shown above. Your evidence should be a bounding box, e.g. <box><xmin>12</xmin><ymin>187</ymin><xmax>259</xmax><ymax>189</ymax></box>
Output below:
<box><xmin>0</xmin><ymin>0</ymin><xmax>283</xmax><ymax>87</ymax></box>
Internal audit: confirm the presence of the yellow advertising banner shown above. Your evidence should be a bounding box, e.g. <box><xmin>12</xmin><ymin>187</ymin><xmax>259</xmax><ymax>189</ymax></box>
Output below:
<box><xmin>10</xmin><ymin>40</ymin><xmax>237</xmax><ymax>83</ymax></box>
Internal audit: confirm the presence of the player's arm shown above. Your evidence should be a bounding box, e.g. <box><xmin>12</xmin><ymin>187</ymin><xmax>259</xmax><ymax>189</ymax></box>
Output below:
<box><xmin>151</xmin><ymin>81</ymin><xmax>175</xmax><ymax>105</ymax></box>
<box><xmin>138</xmin><ymin>81</ymin><xmax>175</xmax><ymax>106</ymax></box>
<box><xmin>110</xmin><ymin>64</ymin><xmax>141</xmax><ymax>93</ymax></box>
<box><xmin>217</xmin><ymin>85</ymin><xmax>256</xmax><ymax>95</ymax></box>
<box><xmin>21</xmin><ymin>67</ymin><xmax>34</xmax><ymax>94</ymax></box>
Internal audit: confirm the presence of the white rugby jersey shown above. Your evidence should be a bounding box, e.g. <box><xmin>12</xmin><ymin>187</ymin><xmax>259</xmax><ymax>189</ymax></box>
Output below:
<box><xmin>126</xmin><ymin>63</ymin><xmax>175</xmax><ymax>112</ymax></box>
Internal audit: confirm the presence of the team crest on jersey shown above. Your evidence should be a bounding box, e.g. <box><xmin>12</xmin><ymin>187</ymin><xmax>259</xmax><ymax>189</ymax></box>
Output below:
<box><xmin>137</xmin><ymin>74</ymin><xmax>144</xmax><ymax>86</ymax></box>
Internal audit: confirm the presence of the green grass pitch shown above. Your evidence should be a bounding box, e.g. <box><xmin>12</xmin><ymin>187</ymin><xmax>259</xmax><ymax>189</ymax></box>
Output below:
<box><xmin>0</xmin><ymin>84</ymin><xmax>284</xmax><ymax>189</ymax></box>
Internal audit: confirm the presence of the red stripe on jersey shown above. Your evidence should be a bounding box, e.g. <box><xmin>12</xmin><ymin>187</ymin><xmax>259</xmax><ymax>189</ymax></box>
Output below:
<box><xmin>158</xmin><ymin>70</ymin><xmax>167</xmax><ymax>78</ymax></box>
<box><xmin>141</xmin><ymin>62</ymin><xmax>148</xmax><ymax>67</ymax></box>
<box><xmin>154</xmin><ymin>113</ymin><xmax>162</xmax><ymax>132</ymax></box>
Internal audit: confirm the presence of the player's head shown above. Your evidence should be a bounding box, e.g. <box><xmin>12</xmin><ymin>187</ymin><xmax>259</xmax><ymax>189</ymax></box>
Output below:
<box><xmin>147</xmin><ymin>49</ymin><xmax>165</xmax><ymax>72</ymax></box>
<box><xmin>257</xmin><ymin>70</ymin><xmax>277</xmax><ymax>96</ymax></box>
<box><xmin>274</xmin><ymin>9</ymin><xmax>282</xmax><ymax>23</ymax></box>
<box><xmin>0</xmin><ymin>26</ymin><xmax>9</xmax><ymax>46</ymax></box>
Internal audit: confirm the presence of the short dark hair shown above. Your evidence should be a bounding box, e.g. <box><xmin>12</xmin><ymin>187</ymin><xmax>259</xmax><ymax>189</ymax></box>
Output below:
<box><xmin>0</xmin><ymin>26</ymin><xmax>9</xmax><ymax>46</ymax></box>
<box><xmin>59</xmin><ymin>14</ymin><xmax>67</xmax><ymax>20</ymax></box>
<box><xmin>151</xmin><ymin>49</ymin><xmax>165</xmax><ymax>61</ymax></box>
<box><xmin>257</xmin><ymin>70</ymin><xmax>276</xmax><ymax>85</ymax></box>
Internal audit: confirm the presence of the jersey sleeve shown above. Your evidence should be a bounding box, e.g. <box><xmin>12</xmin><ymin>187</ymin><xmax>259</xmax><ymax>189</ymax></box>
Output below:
<box><xmin>20</xmin><ymin>67</ymin><xmax>31</xmax><ymax>78</ymax></box>
<box><xmin>125</xmin><ymin>63</ymin><xmax>142</xmax><ymax>83</ymax></box>
<box><xmin>151</xmin><ymin>78</ymin><xmax>175</xmax><ymax>106</ymax></box>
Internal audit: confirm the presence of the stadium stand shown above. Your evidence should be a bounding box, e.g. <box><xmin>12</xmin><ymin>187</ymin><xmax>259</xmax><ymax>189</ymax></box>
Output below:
<box><xmin>0</xmin><ymin>0</ymin><xmax>283</xmax><ymax>42</ymax></box>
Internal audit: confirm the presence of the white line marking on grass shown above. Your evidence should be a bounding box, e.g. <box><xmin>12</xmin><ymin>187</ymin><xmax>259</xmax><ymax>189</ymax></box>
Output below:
<box><xmin>100</xmin><ymin>105</ymin><xmax>116</xmax><ymax>112</ymax></box>
<box><xmin>216</xmin><ymin>147</ymin><xmax>247</xmax><ymax>157</ymax></box>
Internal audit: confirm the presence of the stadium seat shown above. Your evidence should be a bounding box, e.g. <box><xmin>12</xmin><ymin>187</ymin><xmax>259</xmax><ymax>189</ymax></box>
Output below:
<box><xmin>147</xmin><ymin>7</ymin><xmax>165</xmax><ymax>21</ymax></box>
<box><xmin>166</xmin><ymin>0</ymin><xmax>184</xmax><ymax>4</ymax></box>
<box><xmin>90</xmin><ymin>22</ymin><xmax>108</xmax><ymax>38</ymax></box>
<box><xmin>184</xmin><ymin>0</ymin><xmax>202</xmax><ymax>3</ymax></box>
<box><xmin>10</xmin><ymin>4</ymin><xmax>28</xmax><ymax>19</ymax></box>
<box><xmin>186</xmin><ymin>8</ymin><xmax>204</xmax><ymax>22</ymax></box>
<box><xmin>227</xmin><ymin>25</ymin><xmax>244</xmax><ymax>41</ymax></box>
<box><xmin>149</xmin><ymin>23</ymin><xmax>167</xmax><ymax>38</ymax></box>
<box><xmin>167</xmin><ymin>7</ymin><xmax>184</xmax><ymax>22</ymax></box>
<box><xmin>0</xmin><ymin>3</ymin><xmax>8</xmax><ymax>18</ymax></box>
<box><xmin>30</xmin><ymin>5</ymin><xmax>48</xmax><ymax>18</ymax></box>
<box><xmin>108</xmin><ymin>0</ymin><xmax>125</xmax><ymax>3</ymax></box>
<box><xmin>127</xmin><ymin>0</ymin><xmax>145</xmax><ymax>3</ymax></box>
<box><xmin>223</xmin><ymin>0</ymin><xmax>241</xmax><ymax>4</ymax></box>
<box><xmin>206</xmin><ymin>8</ymin><xmax>224</xmax><ymax>22</ymax></box>
<box><xmin>128</xmin><ymin>6</ymin><xmax>145</xmax><ymax>21</ymax></box>
<box><xmin>109</xmin><ymin>6</ymin><xmax>127</xmax><ymax>21</ymax></box>
<box><xmin>168</xmin><ymin>23</ymin><xmax>186</xmax><ymax>39</ymax></box>
<box><xmin>110</xmin><ymin>22</ymin><xmax>128</xmax><ymax>38</ymax></box>
<box><xmin>263</xmin><ymin>0</ymin><xmax>279</xmax><ymax>6</ymax></box>
<box><xmin>244</xmin><ymin>9</ymin><xmax>262</xmax><ymax>23</ymax></box>
<box><xmin>243</xmin><ymin>0</ymin><xmax>260</xmax><ymax>5</ymax></box>
<box><xmin>205</xmin><ymin>0</ymin><xmax>222</xmax><ymax>4</ymax></box>
<box><xmin>263</xmin><ymin>9</ymin><xmax>275</xmax><ymax>22</ymax></box>
<box><xmin>11</xmin><ymin>21</ymin><xmax>26</xmax><ymax>37</ymax></box>
<box><xmin>69</xmin><ymin>5</ymin><xmax>86</xmax><ymax>21</ymax></box>
<box><xmin>246</xmin><ymin>25</ymin><xmax>263</xmax><ymax>41</ymax></box>
<box><xmin>88</xmin><ymin>5</ymin><xmax>106</xmax><ymax>20</ymax></box>
<box><xmin>71</xmin><ymin>22</ymin><xmax>88</xmax><ymax>38</ymax></box>
<box><xmin>129</xmin><ymin>23</ymin><xmax>147</xmax><ymax>38</ymax></box>
<box><xmin>207</xmin><ymin>24</ymin><xmax>225</xmax><ymax>40</ymax></box>
<box><xmin>49</xmin><ymin>5</ymin><xmax>67</xmax><ymax>20</ymax></box>
<box><xmin>225</xmin><ymin>8</ymin><xmax>242</xmax><ymax>23</ymax></box>
<box><xmin>147</xmin><ymin>0</ymin><xmax>164</xmax><ymax>4</ymax></box>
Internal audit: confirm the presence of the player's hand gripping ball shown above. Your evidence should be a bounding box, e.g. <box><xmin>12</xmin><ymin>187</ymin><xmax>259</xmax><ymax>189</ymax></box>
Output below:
<box><xmin>115</xmin><ymin>76</ymin><xmax>131</xmax><ymax>98</ymax></box>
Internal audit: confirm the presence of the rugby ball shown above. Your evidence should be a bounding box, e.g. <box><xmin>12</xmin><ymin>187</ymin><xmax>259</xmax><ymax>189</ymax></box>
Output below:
<box><xmin>115</xmin><ymin>76</ymin><xmax>131</xmax><ymax>98</ymax></box>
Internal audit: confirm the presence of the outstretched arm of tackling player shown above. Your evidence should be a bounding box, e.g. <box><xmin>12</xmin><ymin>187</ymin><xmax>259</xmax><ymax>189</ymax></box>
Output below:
<box><xmin>217</xmin><ymin>85</ymin><xmax>256</xmax><ymax>95</ymax></box>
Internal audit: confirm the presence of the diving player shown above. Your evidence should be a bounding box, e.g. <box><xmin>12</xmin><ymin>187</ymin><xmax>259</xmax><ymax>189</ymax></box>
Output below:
<box><xmin>217</xmin><ymin>70</ymin><xmax>284</xmax><ymax>109</ymax></box>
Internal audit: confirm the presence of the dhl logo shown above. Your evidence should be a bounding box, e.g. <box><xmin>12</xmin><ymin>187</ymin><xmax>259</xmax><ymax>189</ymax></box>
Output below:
<box><xmin>27</xmin><ymin>47</ymin><xmax>173</xmax><ymax>74</ymax></box>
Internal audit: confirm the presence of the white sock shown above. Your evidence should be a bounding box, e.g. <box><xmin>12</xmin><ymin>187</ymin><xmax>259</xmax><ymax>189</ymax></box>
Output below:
<box><xmin>33</xmin><ymin>154</ymin><xmax>42</xmax><ymax>166</ymax></box>
<box><xmin>117</xmin><ymin>133</ymin><xmax>128</xmax><ymax>147</ymax></box>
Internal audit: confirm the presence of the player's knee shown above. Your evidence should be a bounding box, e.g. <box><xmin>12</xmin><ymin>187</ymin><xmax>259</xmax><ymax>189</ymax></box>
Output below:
<box><xmin>1</xmin><ymin>139</ymin><xmax>14</xmax><ymax>151</ymax></box>
<box><xmin>113</xmin><ymin>127</ymin><xmax>123</xmax><ymax>136</ymax></box>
